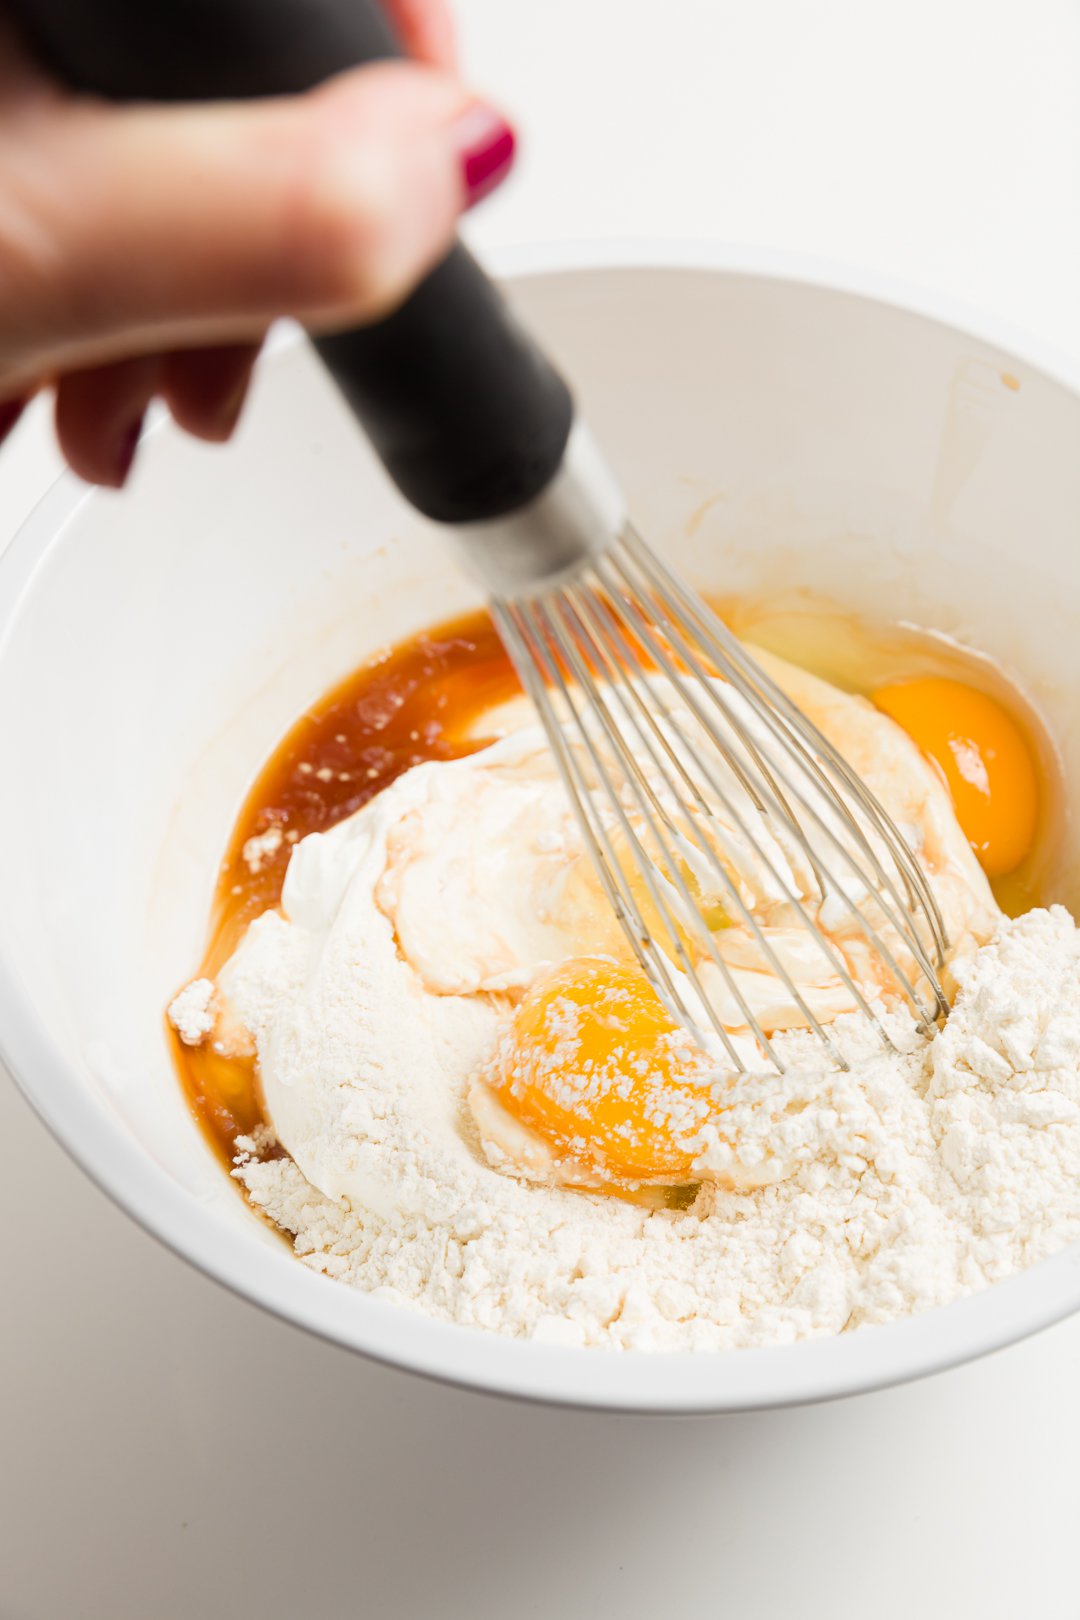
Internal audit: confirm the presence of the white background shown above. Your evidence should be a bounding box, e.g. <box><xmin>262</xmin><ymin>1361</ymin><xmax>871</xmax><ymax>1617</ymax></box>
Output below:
<box><xmin>3</xmin><ymin>2</ymin><xmax>1080</xmax><ymax>1615</ymax></box>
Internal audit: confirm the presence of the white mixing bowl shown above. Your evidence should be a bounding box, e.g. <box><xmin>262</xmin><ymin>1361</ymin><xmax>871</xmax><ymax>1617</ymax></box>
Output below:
<box><xmin>4</xmin><ymin>246</ymin><xmax>1080</xmax><ymax>1413</ymax></box>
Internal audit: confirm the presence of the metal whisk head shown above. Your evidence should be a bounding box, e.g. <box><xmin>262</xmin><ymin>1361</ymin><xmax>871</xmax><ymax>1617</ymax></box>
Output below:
<box><xmin>490</xmin><ymin>524</ymin><xmax>950</xmax><ymax>1074</ymax></box>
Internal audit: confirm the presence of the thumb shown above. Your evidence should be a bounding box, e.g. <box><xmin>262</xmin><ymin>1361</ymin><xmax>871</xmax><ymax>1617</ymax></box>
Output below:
<box><xmin>2</xmin><ymin>62</ymin><xmax>514</xmax><ymax>383</ymax></box>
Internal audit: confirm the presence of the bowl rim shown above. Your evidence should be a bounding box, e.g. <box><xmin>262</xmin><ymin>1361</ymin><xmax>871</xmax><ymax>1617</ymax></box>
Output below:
<box><xmin>5</xmin><ymin>239</ymin><xmax>1080</xmax><ymax>1414</ymax></box>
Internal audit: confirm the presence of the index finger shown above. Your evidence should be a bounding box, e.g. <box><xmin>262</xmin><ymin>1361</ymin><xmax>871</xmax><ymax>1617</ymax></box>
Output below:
<box><xmin>381</xmin><ymin>0</ymin><xmax>458</xmax><ymax>71</ymax></box>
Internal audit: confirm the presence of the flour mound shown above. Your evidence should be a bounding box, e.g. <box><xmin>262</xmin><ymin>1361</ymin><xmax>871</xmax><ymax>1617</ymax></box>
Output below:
<box><xmin>231</xmin><ymin>907</ymin><xmax>1080</xmax><ymax>1350</ymax></box>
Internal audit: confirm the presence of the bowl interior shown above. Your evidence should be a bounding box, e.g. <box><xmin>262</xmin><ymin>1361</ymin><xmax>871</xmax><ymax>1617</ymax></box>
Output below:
<box><xmin>3</xmin><ymin>264</ymin><xmax>1080</xmax><ymax>1408</ymax></box>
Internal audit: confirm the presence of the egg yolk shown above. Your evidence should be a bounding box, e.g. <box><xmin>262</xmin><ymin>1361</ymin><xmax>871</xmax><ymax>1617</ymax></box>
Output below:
<box><xmin>492</xmin><ymin>957</ymin><xmax>721</xmax><ymax>1184</ymax></box>
<box><xmin>873</xmin><ymin>676</ymin><xmax>1038</xmax><ymax>877</ymax></box>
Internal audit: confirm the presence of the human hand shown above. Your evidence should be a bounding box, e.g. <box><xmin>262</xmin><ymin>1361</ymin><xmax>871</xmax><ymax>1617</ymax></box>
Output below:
<box><xmin>0</xmin><ymin>0</ymin><xmax>514</xmax><ymax>485</ymax></box>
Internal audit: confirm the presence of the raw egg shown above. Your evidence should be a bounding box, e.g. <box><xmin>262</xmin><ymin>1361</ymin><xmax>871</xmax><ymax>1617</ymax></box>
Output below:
<box><xmin>492</xmin><ymin>956</ymin><xmax>720</xmax><ymax>1184</ymax></box>
<box><xmin>873</xmin><ymin>676</ymin><xmax>1038</xmax><ymax>877</ymax></box>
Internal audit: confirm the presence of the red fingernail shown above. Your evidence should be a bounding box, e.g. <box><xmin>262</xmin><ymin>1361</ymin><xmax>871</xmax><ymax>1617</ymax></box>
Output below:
<box><xmin>112</xmin><ymin>413</ymin><xmax>144</xmax><ymax>488</ymax></box>
<box><xmin>455</xmin><ymin>105</ymin><xmax>516</xmax><ymax>209</ymax></box>
<box><xmin>0</xmin><ymin>397</ymin><xmax>26</xmax><ymax>445</ymax></box>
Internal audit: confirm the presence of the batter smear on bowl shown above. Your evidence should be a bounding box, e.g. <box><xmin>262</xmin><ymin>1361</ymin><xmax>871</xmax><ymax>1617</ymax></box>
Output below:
<box><xmin>169</xmin><ymin>603</ymin><xmax>1080</xmax><ymax>1351</ymax></box>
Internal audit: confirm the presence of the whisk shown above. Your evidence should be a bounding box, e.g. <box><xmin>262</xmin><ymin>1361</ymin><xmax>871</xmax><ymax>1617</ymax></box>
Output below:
<box><xmin>14</xmin><ymin>0</ymin><xmax>950</xmax><ymax>1066</ymax></box>
<box><xmin>489</xmin><ymin>520</ymin><xmax>949</xmax><ymax>1070</ymax></box>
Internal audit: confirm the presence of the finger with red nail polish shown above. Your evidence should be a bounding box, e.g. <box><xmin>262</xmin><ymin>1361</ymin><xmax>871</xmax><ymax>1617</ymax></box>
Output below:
<box><xmin>161</xmin><ymin>341</ymin><xmax>262</xmax><ymax>443</ymax></box>
<box><xmin>55</xmin><ymin>356</ymin><xmax>159</xmax><ymax>488</ymax></box>
<box><xmin>452</xmin><ymin>103</ymin><xmax>517</xmax><ymax>209</ymax></box>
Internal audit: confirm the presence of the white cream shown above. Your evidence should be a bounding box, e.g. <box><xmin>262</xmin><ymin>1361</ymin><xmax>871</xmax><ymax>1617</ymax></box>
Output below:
<box><xmin>219</xmin><ymin>792</ymin><xmax>499</xmax><ymax>1220</ymax></box>
<box><xmin>374</xmin><ymin>731</ymin><xmax>585</xmax><ymax>993</ymax></box>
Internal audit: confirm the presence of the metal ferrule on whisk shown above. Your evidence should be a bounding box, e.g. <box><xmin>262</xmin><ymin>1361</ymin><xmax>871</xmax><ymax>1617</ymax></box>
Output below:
<box><xmin>449</xmin><ymin>423</ymin><xmax>627</xmax><ymax>599</ymax></box>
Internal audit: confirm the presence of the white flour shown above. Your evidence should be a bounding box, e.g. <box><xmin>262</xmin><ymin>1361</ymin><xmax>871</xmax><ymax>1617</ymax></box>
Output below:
<box><xmin>242</xmin><ymin>825</ymin><xmax>283</xmax><ymax>874</ymax></box>
<box><xmin>229</xmin><ymin>904</ymin><xmax>1080</xmax><ymax>1351</ymax></box>
<box><xmin>168</xmin><ymin>978</ymin><xmax>217</xmax><ymax>1046</ymax></box>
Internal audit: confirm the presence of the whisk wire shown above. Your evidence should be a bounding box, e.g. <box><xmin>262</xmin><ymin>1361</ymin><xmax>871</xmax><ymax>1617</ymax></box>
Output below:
<box><xmin>607</xmin><ymin>534</ymin><xmax>949</xmax><ymax>1022</ymax></box>
<box><xmin>597</xmin><ymin>553</ymin><xmax>940</xmax><ymax>1027</ymax></box>
<box><xmin>494</xmin><ymin>598</ymin><xmax>753</xmax><ymax>1071</ymax></box>
<box><xmin>610</xmin><ymin>541</ymin><xmax>915</xmax><ymax>921</ymax></box>
<box><xmin>543</xmin><ymin>592</ymin><xmax>793</xmax><ymax>1067</ymax></box>
<box><xmin>493</xmin><ymin>523</ymin><xmax>952</xmax><ymax>1074</ymax></box>
<box><xmin>623</xmin><ymin>527</ymin><xmax>951</xmax><ymax>972</ymax></box>
<box><xmin>560</xmin><ymin>583</ymin><xmax>852</xmax><ymax>1064</ymax></box>
<box><xmin>492</xmin><ymin>601</ymin><xmax>687</xmax><ymax>1017</ymax></box>
<box><xmin>532</xmin><ymin>595</ymin><xmax>773</xmax><ymax>1066</ymax></box>
<box><xmin>573</xmin><ymin>584</ymin><xmax>892</xmax><ymax>1043</ymax></box>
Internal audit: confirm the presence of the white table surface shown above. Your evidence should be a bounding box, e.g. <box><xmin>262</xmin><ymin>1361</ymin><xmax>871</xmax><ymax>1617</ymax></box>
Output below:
<box><xmin>4</xmin><ymin>3</ymin><xmax>1080</xmax><ymax>1615</ymax></box>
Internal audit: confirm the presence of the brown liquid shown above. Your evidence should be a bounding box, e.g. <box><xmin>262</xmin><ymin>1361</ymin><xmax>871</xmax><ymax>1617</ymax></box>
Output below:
<box><xmin>171</xmin><ymin>597</ymin><xmax>1065</xmax><ymax>1178</ymax></box>
<box><xmin>170</xmin><ymin>610</ymin><xmax>523</xmax><ymax>1170</ymax></box>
